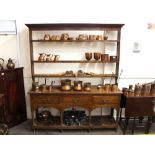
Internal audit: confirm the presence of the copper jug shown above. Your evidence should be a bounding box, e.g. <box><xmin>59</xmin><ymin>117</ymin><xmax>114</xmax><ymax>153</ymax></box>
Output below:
<box><xmin>150</xmin><ymin>83</ymin><xmax>155</xmax><ymax>96</ymax></box>
<box><xmin>141</xmin><ymin>84</ymin><xmax>151</xmax><ymax>96</ymax></box>
<box><xmin>128</xmin><ymin>84</ymin><xmax>133</xmax><ymax>96</ymax></box>
<box><xmin>134</xmin><ymin>83</ymin><xmax>142</xmax><ymax>96</ymax></box>
<box><xmin>7</xmin><ymin>58</ymin><xmax>15</xmax><ymax>69</ymax></box>
<box><xmin>111</xmin><ymin>84</ymin><xmax>118</xmax><ymax>92</ymax></box>
<box><xmin>38</xmin><ymin>53</ymin><xmax>46</xmax><ymax>61</ymax></box>
<box><xmin>0</xmin><ymin>58</ymin><xmax>4</xmax><ymax>70</ymax></box>
<box><xmin>104</xmin><ymin>84</ymin><xmax>110</xmax><ymax>92</ymax></box>
<box><xmin>46</xmin><ymin>54</ymin><xmax>53</xmax><ymax>61</ymax></box>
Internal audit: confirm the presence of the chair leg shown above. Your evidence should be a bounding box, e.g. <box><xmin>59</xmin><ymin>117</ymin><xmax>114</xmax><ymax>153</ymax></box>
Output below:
<box><xmin>131</xmin><ymin>117</ymin><xmax>136</xmax><ymax>134</ymax></box>
<box><xmin>152</xmin><ymin>116</ymin><xmax>155</xmax><ymax>123</ymax></box>
<box><xmin>139</xmin><ymin>116</ymin><xmax>144</xmax><ymax>123</ymax></box>
<box><xmin>119</xmin><ymin>108</ymin><xmax>122</xmax><ymax>124</ymax></box>
<box><xmin>145</xmin><ymin>116</ymin><xmax>151</xmax><ymax>134</ymax></box>
<box><xmin>124</xmin><ymin>117</ymin><xmax>129</xmax><ymax>134</ymax></box>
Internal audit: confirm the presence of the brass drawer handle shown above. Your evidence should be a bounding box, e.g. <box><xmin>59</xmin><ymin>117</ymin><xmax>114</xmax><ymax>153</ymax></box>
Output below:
<box><xmin>101</xmin><ymin>100</ymin><xmax>110</xmax><ymax>104</ymax></box>
<box><xmin>41</xmin><ymin>100</ymin><xmax>47</xmax><ymax>103</ymax></box>
<box><xmin>72</xmin><ymin>98</ymin><xmax>79</xmax><ymax>104</ymax></box>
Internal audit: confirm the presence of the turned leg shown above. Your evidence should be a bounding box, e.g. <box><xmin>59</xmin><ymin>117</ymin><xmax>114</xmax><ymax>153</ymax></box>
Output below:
<box><xmin>139</xmin><ymin>116</ymin><xmax>144</xmax><ymax>123</ymax></box>
<box><xmin>152</xmin><ymin>116</ymin><xmax>155</xmax><ymax>123</ymax></box>
<box><xmin>145</xmin><ymin>116</ymin><xmax>151</xmax><ymax>134</ymax></box>
<box><xmin>131</xmin><ymin>117</ymin><xmax>136</xmax><ymax>134</ymax></box>
<box><xmin>119</xmin><ymin>108</ymin><xmax>122</xmax><ymax>124</ymax></box>
<box><xmin>124</xmin><ymin>117</ymin><xmax>129</xmax><ymax>134</ymax></box>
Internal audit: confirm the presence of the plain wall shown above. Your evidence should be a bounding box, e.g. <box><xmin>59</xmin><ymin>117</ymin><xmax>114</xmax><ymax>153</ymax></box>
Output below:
<box><xmin>0</xmin><ymin>0</ymin><xmax>155</xmax><ymax>118</ymax></box>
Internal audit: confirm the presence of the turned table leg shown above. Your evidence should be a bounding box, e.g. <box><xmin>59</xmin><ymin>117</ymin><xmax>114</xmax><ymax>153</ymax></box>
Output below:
<box><xmin>124</xmin><ymin>117</ymin><xmax>129</xmax><ymax>134</ymax></box>
<box><xmin>131</xmin><ymin>117</ymin><xmax>136</xmax><ymax>134</ymax></box>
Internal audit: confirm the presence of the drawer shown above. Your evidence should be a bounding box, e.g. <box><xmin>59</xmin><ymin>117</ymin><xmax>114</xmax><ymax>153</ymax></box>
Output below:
<box><xmin>62</xmin><ymin>95</ymin><xmax>89</xmax><ymax>105</ymax></box>
<box><xmin>92</xmin><ymin>95</ymin><xmax>120</xmax><ymax>105</ymax></box>
<box><xmin>31</xmin><ymin>95</ymin><xmax>60</xmax><ymax>105</ymax></box>
<box><xmin>126</xmin><ymin>97</ymin><xmax>155</xmax><ymax>117</ymax></box>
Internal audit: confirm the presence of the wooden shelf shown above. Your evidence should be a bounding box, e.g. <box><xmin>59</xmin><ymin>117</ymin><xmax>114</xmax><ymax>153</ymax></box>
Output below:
<box><xmin>31</xmin><ymin>39</ymin><xmax>119</xmax><ymax>43</ymax></box>
<box><xmin>32</xmin><ymin>73</ymin><xmax>117</xmax><ymax>78</ymax></box>
<box><xmin>26</xmin><ymin>23</ymin><xmax>124</xmax><ymax>31</ymax></box>
<box><xmin>26</xmin><ymin>23</ymin><xmax>124</xmax><ymax>131</ymax></box>
<box><xmin>32</xmin><ymin>60</ymin><xmax>118</xmax><ymax>63</ymax></box>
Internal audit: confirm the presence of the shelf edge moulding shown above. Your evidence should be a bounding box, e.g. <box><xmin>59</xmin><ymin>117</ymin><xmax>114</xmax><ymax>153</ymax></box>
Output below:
<box><xmin>0</xmin><ymin>20</ymin><xmax>17</xmax><ymax>35</ymax></box>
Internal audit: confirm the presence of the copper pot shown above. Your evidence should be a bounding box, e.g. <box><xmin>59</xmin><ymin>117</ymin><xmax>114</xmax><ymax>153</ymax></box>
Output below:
<box><xmin>110</xmin><ymin>56</ymin><xmax>117</xmax><ymax>62</ymax></box>
<box><xmin>74</xmin><ymin>81</ymin><xmax>82</xmax><ymax>91</ymax></box>
<box><xmin>85</xmin><ymin>52</ymin><xmax>92</xmax><ymax>61</ymax></box>
<box><xmin>61</xmin><ymin>79</ymin><xmax>71</xmax><ymax>91</ymax></box>
<box><xmin>103</xmin><ymin>36</ymin><xmax>108</xmax><ymax>40</ymax></box>
<box><xmin>104</xmin><ymin>84</ymin><xmax>110</xmax><ymax>92</ymax></box>
<box><xmin>94</xmin><ymin>52</ymin><xmax>101</xmax><ymax>60</ymax></box>
<box><xmin>40</xmin><ymin>84</ymin><xmax>47</xmax><ymax>92</ymax></box>
<box><xmin>84</xmin><ymin>82</ymin><xmax>91</xmax><ymax>91</ymax></box>
<box><xmin>37</xmin><ymin>110</ymin><xmax>51</xmax><ymax>122</ymax></box>
<box><xmin>101</xmin><ymin>54</ymin><xmax>109</xmax><ymax>62</ymax></box>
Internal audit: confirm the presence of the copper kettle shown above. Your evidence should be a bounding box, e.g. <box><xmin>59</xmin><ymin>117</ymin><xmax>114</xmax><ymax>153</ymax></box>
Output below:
<box><xmin>0</xmin><ymin>58</ymin><xmax>4</xmax><ymax>70</ymax></box>
<box><xmin>7</xmin><ymin>58</ymin><xmax>15</xmax><ymax>69</ymax></box>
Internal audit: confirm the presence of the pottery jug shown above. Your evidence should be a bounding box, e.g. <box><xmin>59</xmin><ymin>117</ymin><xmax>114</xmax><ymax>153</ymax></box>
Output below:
<box><xmin>0</xmin><ymin>58</ymin><xmax>4</xmax><ymax>70</ymax></box>
<box><xmin>7</xmin><ymin>58</ymin><xmax>15</xmax><ymax>69</ymax></box>
<box><xmin>38</xmin><ymin>53</ymin><xmax>46</xmax><ymax>61</ymax></box>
